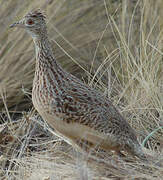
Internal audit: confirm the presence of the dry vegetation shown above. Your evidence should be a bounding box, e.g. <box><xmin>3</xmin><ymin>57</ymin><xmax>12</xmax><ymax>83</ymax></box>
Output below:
<box><xmin>0</xmin><ymin>0</ymin><xmax>163</xmax><ymax>179</ymax></box>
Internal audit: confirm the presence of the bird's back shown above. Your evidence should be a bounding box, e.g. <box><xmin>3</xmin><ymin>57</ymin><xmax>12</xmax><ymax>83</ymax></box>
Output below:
<box><xmin>33</xmin><ymin>68</ymin><xmax>145</xmax><ymax>159</ymax></box>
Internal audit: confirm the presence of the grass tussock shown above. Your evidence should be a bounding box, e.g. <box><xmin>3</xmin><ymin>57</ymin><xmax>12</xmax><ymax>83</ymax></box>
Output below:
<box><xmin>0</xmin><ymin>0</ymin><xmax>163</xmax><ymax>179</ymax></box>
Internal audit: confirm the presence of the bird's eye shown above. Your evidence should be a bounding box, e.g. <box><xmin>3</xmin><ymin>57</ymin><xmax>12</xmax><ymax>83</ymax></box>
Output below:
<box><xmin>27</xmin><ymin>19</ymin><xmax>34</xmax><ymax>25</ymax></box>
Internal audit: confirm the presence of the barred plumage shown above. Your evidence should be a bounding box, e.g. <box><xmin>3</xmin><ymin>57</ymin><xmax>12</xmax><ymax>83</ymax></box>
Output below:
<box><xmin>10</xmin><ymin>9</ymin><xmax>147</xmax><ymax>160</ymax></box>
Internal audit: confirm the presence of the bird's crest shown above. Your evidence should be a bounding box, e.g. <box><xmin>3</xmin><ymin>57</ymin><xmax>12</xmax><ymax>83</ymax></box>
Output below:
<box><xmin>25</xmin><ymin>9</ymin><xmax>46</xmax><ymax>20</ymax></box>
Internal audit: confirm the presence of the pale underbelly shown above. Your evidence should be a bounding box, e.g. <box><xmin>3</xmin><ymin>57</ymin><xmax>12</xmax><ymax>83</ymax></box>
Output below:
<box><xmin>36</xmin><ymin>108</ymin><xmax>119</xmax><ymax>152</ymax></box>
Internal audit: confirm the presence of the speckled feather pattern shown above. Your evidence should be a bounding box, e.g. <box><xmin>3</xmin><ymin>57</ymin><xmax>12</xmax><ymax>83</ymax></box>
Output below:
<box><xmin>20</xmin><ymin>9</ymin><xmax>147</xmax><ymax>160</ymax></box>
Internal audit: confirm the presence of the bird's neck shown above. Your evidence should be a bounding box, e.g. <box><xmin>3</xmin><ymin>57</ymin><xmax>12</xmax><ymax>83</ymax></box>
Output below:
<box><xmin>32</xmin><ymin>35</ymin><xmax>67</xmax><ymax>86</ymax></box>
<box><xmin>33</xmin><ymin>35</ymin><xmax>64</xmax><ymax>72</ymax></box>
<box><xmin>33</xmin><ymin>35</ymin><xmax>54</xmax><ymax>65</ymax></box>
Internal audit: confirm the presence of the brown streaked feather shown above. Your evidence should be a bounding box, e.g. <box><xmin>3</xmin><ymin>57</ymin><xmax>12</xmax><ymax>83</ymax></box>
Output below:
<box><xmin>11</xmin><ymin>9</ymin><xmax>147</xmax><ymax>161</ymax></box>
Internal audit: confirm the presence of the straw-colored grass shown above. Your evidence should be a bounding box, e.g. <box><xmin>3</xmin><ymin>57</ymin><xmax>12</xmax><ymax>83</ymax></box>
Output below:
<box><xmin>0</xmin><ymin>0</ymin><xmax>163</xmax><ymax>179</ymax></box>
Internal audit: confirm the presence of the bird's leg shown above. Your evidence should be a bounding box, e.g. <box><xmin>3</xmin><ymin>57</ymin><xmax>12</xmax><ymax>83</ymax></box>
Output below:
<box><xmin>114</xmin><ymin>150</ymin><xmax>126</xmax><ymax>158</ymax></box>
<box><xmin>74</xmin><ymin>138</ymin><xmax>97</xmax><ymax>155</ymax></box>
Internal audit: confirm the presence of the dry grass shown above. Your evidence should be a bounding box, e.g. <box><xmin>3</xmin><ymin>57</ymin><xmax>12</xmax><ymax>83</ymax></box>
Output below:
<box><xmin>0</xmin><ymin>115</ymin><xmax>162</xmax><ymax>179</ymax></box>
<box><xmin>0</xmin><ymin>0</ymin><xmax>163</xmax><ymax>179</ymax></box>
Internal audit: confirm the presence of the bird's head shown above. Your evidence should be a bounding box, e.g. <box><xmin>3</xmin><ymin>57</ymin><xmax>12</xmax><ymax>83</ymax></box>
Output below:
<box><xmin>10</xmin><ymin>9</ymin><xmax>47</xmax><ymax>39</ymax></box>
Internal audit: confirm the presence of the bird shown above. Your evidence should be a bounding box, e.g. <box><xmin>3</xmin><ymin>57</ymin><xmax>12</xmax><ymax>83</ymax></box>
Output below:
<box><xmin>10</xmin><ymin>9</ymin><xmax>146</xmax><ymax>160</ymax></box>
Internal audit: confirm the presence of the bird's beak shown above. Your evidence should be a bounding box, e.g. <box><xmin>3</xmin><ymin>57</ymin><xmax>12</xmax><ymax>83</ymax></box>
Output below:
<box><xmin>10</xmin><ymin>20</ymin><xmax>24</xmax><ymax>28</ymax></box>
